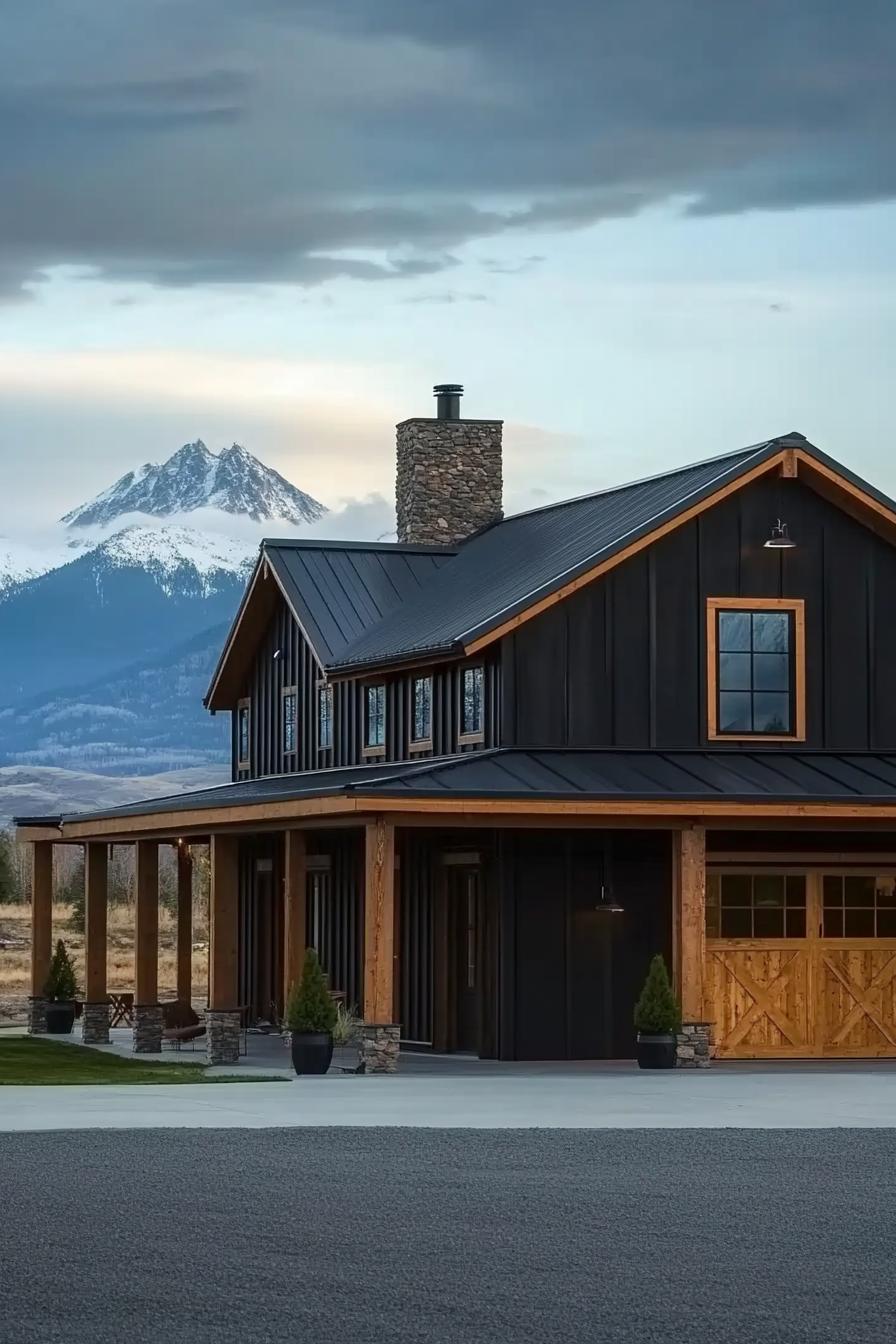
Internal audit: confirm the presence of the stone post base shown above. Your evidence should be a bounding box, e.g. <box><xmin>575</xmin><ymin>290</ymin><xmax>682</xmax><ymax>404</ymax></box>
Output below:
<box><xmin>133</xmin><ymin>1004</ymin><xmax>164</xmax><ymax>1053</ymax></box>
<box><xmin>359</xmin><ymin>1023</ymin><xmax>400</xmax><ymax>1074</ymax></box>
<box><xmin>82</xmin><ymin>1001</ymin><xmax>110</xmax><ymax>1045</ymax></box>
<box><xmin>677</xmin><ymin>1022</ymin><xmax>711</xmax><ymax>1068</ymax></box>
<box><xmin>27</xmin><ymin>996</ymin><xmax>48</xmax><ymax>1034</ymax></box>
<box><xmin>207</xmin><ymin>1010</ymin><xmax>241</xmax><ymax>1065</ymax></box>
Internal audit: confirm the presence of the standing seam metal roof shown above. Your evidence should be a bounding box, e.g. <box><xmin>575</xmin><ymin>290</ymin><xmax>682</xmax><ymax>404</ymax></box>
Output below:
<box><xmin>263</xmin><ymin>541</ymin><xmax>456</xmax><ymax>664</ymax></box>
<box><xmin>327</xmin><ymin>440</ymin><xmax>782</xmax><ymax>669</ymax></box>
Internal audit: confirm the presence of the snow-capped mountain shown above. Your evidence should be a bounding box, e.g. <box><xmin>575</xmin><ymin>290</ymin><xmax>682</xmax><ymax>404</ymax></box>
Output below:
<box><xmin>61</xmin><ymin>440</ymin><xmax>327</xmax><ymax>528</ymax></box>
<box><xmin>92</xmin><ymin>524</ymin><xmax>256</xmax><ymax>589</ymax></box>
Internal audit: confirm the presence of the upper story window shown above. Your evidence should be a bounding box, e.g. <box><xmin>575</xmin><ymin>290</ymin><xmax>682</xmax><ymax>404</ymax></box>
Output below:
<box><xmin>460</xmin><ymin>665</ymin><xmax>484</xmax><ymax>741</ymax></box>
<box><xmin>412</xmin><ymin>675</ymin><xmax>433</xmax><ymax>746</ymax></box>
<box><xmin>237</xmin><ymin>698</ymin><xmax>250</xmax><ymax>766</ymax></box>
<box><xmin>317</xmin><ymin>683</ymin><xmax>333</xmax><ymax>751</ymax></box>
<box><xmin>365</xmin><ymin>683</ymin><xmax>386</xmax><ymax>752</ymax></box>
<box><xmin>707</xmin><ymin>598</ymin><xmax>805</xmax><ymax>741</ymax></box>
<box><xmin>282</xmin><ymin>687</ymin><xmax>297</xmax><ymax>756</ymax></box>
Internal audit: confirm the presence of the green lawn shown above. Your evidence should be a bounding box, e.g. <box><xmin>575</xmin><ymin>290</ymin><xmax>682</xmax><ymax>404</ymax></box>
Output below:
<box><xmin>0</xmin><ymin>1037</ymin><xmax>285</xmax><ymax>1085</ymax></box>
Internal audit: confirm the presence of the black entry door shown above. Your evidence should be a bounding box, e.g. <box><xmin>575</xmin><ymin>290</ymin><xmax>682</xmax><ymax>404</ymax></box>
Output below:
<box><xmin>450</xmin><ymin>867</ymin><xmax>481</xmax><ymax>1052</ymax></box>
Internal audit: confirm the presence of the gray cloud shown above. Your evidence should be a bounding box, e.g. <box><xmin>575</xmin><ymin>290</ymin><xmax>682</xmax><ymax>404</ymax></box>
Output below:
<box><xmin>0</xmin><ymin>0</ymin><xmax>893</xmax><ymax>295</ymax></box>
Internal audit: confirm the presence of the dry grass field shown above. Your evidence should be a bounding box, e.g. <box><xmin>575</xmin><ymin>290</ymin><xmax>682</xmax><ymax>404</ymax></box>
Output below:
<box><xmin>0</xmin><ymin>901</ymin><xmax>209</xmax><ymax>1025</ymax></box>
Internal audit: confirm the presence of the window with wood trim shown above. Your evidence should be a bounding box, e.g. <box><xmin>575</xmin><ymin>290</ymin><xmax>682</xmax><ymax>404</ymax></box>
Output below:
<box><xmin>237</xmin><ymin>698</ymin><xmax>250</xmax><ymax>766</ymax></box>
<box><xmin>411</xmin><ymin>675</ymin><xmax>432</xmax><ymax>746</ymax></box>
<box><xmin>317</xmin><ymin>683</ymin><xmax>333</xmax><ymax>751</ymax></box>
<box><xmin>460</xmin><ymin>665</ymin><xmax>484</xmax><ymax>740</ymax></box>
<box><xmin>365</xmin><ymin>683</ymin><xmax>386</xmax><ymax>751</ymax></box>
<box><xmin>707</xmin><ymin>598</ymin><xmax>805</xmax><ymax>740</ymax></box>
<box><xmin>822</xmin><ymin>875</ymin><xmax>896</xmax><ymax>938</ymax></box>
<box><xmin>282</xmin><ymin>687</ymin><xmax>297</xmax><ymax>755</ymax></box>
<box><xmin>706</xmin><ymin>872</ymin><xmax>807</xmax><ymax>939</ymax></box>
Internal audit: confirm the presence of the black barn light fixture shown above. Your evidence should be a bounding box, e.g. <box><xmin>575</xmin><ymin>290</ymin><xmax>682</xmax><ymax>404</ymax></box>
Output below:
<box><xmin>595</xmin><ymin>883</ymin><xmax>624</xmax><ymax>915</ymax></box>
<box><xmin>764</xmin><ymin>518</ymin><xmax>796</xmax><ymax>549</ymax></box>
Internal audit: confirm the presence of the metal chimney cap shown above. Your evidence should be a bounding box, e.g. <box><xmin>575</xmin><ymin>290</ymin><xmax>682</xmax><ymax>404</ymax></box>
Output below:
<box><xmin>433</xmin><ymin>383</ymin><xmax>463</xmax><ymax>420</ymax></box>
<box><xmin>433</xmin><ymin>383</ymin><xmax>463</xmax><ymax>395</ymax></box>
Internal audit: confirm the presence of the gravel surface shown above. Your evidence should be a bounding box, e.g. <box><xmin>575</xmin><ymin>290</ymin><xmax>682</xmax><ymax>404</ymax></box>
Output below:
<box><xmin>5</xmin><ymin>1129</ymin><xmax>895</xmax><ymax>1343</ymax></box>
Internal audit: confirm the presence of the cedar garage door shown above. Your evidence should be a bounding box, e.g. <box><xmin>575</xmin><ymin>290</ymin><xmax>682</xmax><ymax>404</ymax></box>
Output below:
<box><xmin>704</xmin><ymin>870</ymin><xmax>896</xmax><ymax>1058</ymax></box>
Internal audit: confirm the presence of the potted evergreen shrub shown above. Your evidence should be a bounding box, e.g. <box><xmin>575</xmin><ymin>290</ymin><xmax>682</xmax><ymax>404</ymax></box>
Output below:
<box><xmin>633</xmin><ymin>954</ymin><xmax>681</xmax><ymax>1069</ymax></box>
<box><xmin>285</xmin><ymin>948</ymin><xmax>337</xmax><ymax>1075</ymax></box>
<box><xmin>44</xmin><ymin>939</ymin><xmax>79</xmax><ymax>1034</ymax></box>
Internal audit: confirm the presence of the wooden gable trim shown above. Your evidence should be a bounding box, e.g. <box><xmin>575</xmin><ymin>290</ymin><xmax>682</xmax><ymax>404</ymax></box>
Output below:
<box><xmin>462</xmin><ymin>451</ymin><xmax>787</xmax><ymax>656</ymax></box>
<box><xmin>205</xmin><ymin>552</ymin><xmax>324</xmax><ymax>711</ymax></box>
<box><xmin>462</xmin><ymin>446</ymin><xmax>896</xmax><ymax>658</ymax></box>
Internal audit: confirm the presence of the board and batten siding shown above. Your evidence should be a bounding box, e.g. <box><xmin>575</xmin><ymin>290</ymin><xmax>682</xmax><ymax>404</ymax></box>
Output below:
<box><xmin>232</xmin><ymin>596</ymin><xmax>499</xmax><ymax>779</ymax></box>
<box><xmin>500</xmin><ymin>471</ymin><xmax>896</xmax><ymax>751</ymax></box>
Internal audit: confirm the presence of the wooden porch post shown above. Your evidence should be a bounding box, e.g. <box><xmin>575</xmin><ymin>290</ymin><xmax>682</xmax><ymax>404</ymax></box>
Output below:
<box><xmin>675</xmin><ymin>826</ymin><xmax>707</xmax><ymax>1024</ymax></box>
<box><xmin>283</xmin><ymin>830</ymin><xmax>307</xmax><ymax>1008</ymax></box>
<box><xmin>362</xmin><ymin>817</ymin><xmax>399</xmax><ymax>1072</ymax></box>
<box><xmin>28</xmin><ymin>841</ymin><xmax>54</xmax><ymax>1033</ymax></box>
<box><xmin>83</xmin><ymin>842</ymin><xmax>110</xmax><ymax>1043</ymax></box>
<box><xmin>208</xmin><ymin>833</ymin><xmax>240</xmax><ymax>1063</ymax></box>
<box><xmin>176</xmin><ymin>843</ymin><xmax>193</xmax><ymax>1007</ymax></box>
<box><xmin>133</xmin><ymin>840</ymin><xmax>162</xmax><ymax>1051</ymax></box>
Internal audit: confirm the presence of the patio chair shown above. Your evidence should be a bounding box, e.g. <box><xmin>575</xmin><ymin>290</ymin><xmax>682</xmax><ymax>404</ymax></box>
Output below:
<box><xmin>161</xmin><ymin>1000</ymin><xmax>206</xmax><ymax>1051</ymax></box>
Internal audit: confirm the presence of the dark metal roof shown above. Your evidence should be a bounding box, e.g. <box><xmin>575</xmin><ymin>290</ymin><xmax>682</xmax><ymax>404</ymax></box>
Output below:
<box><xmin>18</xmin><ymin>750</ymin><xmax>896</xmax><ymax>830</ymax></box>
<box><xmin>14</xmin><ymin>760</ymin><xmax>439</xmax><ymax>827</ymax></box>
<box><xmin>350</xmin><ymin>749</ymin><xmax>896</xmax><ymax>803</ymax></box>
<box><xmin>327</xmin><ymin>439</ymin><xmax>786</xmax><ymax>669</ymax></box>
<box><xmin>263</xmin><ymin>539</ymin><xmax>456</xmax><ymax>664</ymax></box>
<box><xmin>354</xmin><ymin>749</ymin><xmax>896</xmax><ymax>803</ymax></box>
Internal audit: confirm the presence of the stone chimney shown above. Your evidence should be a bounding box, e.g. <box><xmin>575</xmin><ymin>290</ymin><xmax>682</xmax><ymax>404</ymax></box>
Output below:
<box><xmin>396</xmin><ymin>384</ymin><xmax>503</xmax><ymax>545</ymax></box>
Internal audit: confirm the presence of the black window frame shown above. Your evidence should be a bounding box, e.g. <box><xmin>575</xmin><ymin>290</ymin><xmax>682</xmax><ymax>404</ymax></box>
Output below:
<box><xmin>317</xmin><ymin>682</ymin><xmax>333</xmax><ymax>752</ymax></box>
<box><xmin>459</xmin><ymin>665</ymin><xmax>485</xmax><ymax>741</ymax></box>
<box><xmin>282</xmin><ymin>686</ymin><xmax>297</xmax><ymax>756</ymax></box>
<box><xmin>411</xmin><ymin>674</ymin><xmax>433</xmax><ymax>746</ymax></box>
<box><xmin>364</xmin><ymin>683</ymin><xmax>386</xmax><ymax>753</ymax></box>
<box><xmin>237</xmin><ymin>698</ymin><xmax>251</xmax><ymax>767</ymax></box>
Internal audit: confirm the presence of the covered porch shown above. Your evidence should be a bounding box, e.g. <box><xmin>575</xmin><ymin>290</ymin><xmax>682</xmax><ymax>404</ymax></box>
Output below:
<box><xmin>15</xmin><ymin>748</ymin><xmax>896</xmax><ymax>1068</ymax></box>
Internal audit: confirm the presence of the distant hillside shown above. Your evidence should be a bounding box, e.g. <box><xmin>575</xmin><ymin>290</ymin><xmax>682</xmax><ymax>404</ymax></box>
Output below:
<box><xmin>0</xmin><ymin>623</ymin><xmax>232</xmax><ymax>775</ymax></box>
<box><xmin>0</xmin><ymin>763</ymin><xmax>230</xmax><ymax>827</ymax></box>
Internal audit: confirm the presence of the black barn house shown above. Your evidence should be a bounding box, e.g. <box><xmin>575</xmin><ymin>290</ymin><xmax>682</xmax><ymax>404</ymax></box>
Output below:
<box><xmin>17</xmin><ymin>386</ymin><xmax>896</xmax><ymax>1065</ymax></box>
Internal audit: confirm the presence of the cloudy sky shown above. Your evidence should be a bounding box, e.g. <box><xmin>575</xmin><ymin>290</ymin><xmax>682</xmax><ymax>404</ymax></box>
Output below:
<box><xmin>0</xmin><ymin>0</ymin><xmax>894</xmax><ymax>533</ymax></box>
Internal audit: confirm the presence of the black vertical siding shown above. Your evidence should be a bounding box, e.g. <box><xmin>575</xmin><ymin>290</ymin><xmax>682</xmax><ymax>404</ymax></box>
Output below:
<box><xmin>399</xmin><ymin>834</ymin><xmax>434</xmax><ymax>1045</ymax></box>
<box><xmin>502</xmin><ymin>473</ymin><xmax>896</xmax><ymax>751</ymax></box>
<box><xmin>234</xmin><ymin>595</ymin><xmax>499</xmax><ymax>778</ymax></box>
<box><xmin>307</xmin><ymin>832</ymin><xmax>363</xmax><ymax>1013</ymax></box>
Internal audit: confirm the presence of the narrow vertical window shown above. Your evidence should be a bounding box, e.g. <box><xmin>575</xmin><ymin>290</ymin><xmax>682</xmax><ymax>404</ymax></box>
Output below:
<box><xmin>237</xmin><ymin>699</ymin><xmax>250</xmax><ymax>766</ymax></box>
<box><xmin>282</xmin><ymin>687</ymin><xmax>297</xmax><ymax>755</ymax></box>
<box><xmin>365</xmin><ymin>684</ymin><xmax>386</xmax><ymax>751</ymax></box>
<box><xmin>317</xmin><ymin>683</ymin><xmax>333</xmax><ymax>751</ymax></box>
<box><xmin>412</xmin><ymin>675</ymin><xmax>432</xmax><ymax>745</ymax></box>
<box><xmin>460</xmin><ymin>665</ymin><xmax>484</xmax><ymax>739</ymax></box>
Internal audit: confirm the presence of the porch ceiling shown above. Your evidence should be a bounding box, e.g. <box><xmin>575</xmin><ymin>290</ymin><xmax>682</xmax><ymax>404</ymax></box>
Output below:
<box><xmin>13</xmin><ymin>750</ymin><xmax>896</xmax><ymax>844</ymax></box>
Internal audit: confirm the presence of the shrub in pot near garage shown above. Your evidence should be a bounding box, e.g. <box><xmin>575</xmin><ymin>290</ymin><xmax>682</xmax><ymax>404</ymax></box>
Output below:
<box><xmin>44</xmin><ymin>939</ymin><xmax>79</xmax><ymax>1035</ymax></box>
<box><xmin>285</xmin><ymin>948</ymin><xmax>337</xmax><ymax>1075</ymax></box>
<box><xmin>633</xmin><ymin>954</ymin><xmax>681</xmax><ymax>1069</ymax></box>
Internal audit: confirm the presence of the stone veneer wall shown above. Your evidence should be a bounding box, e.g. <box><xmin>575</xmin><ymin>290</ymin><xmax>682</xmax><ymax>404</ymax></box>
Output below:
<box><xmin>359</xmin><ymin>1023</ymin><xmax>400</xmax><ymax>1074</ymax></box>
<box><xmin>133</xmin><ymin>1004</ymin><xmax>164</xmax><ymax>1053</ymax></box>
<box><xmin>207</xmin><ymin>1009</ymin><xmax>241</xmax><ymax>1064</ymax></box>
<box><xmin>396</xmin><ymin>418</ymin><xmax>503</xmax><ymax>545</ymax></box>
<box><xmin>677</xmin><ymin>1022</ymin><xmax>711</xmax><ymax>1068</ymax></box>
<box><xmin>82</xmin><ymin>1000</ymin><xmax>110</xmax><ymax>1045</ymax></box>
<box><xmin>27</xmin><ymin>997</ymin><xmax>47</xmax><ymax>1034</ymax></box>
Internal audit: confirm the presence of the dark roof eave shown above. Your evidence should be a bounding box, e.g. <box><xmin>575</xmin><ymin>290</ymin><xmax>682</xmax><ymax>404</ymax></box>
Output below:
<box><xmin>326</xmin><ymin>640</ymin><xmax>465</xmax><ymax>676</ymax></box>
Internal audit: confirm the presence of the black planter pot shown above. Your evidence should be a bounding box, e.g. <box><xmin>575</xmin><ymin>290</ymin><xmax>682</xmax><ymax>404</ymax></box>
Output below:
<box><xmin>290</xmin><ymin>1031</ymin><xmax>334</xmax><ymax>1076</ymax></box>
<box><xmin>45</xmin><ymin>1002</ymin><xmax>76</xmax><ymax>1035</ymax></box>
<box><xmin>636</xmin><ymin>1032</ymin><xmax>677</xmax><ymax>1069</ymax></box>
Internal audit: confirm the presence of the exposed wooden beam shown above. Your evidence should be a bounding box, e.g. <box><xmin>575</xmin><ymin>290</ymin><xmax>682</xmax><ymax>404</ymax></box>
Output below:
<box><xmin>30</xmin><ymin>842</ymin><xmax>54</xmax><ymax>999</ymax></box>
<box><xmin>283</xmin><ymin>830</ymin><xmax>307</xmax><ymax>1006</ymax></box>
<box><xmin>675</xmin><ymin>827</ymin><xmax>707</xmax><ymax>1023</ymax></box>
<box><xmin>780</xmin><ymin>448</ymin><xmax>798</xmax><ymax>477</ymax></box>
<box><xmin>176</xmin><ymin>844</ymin><xmax>193</xmax><ymax>1005</ymax></box>
<box><xmin>363</xmin><ymin>817</ymin><xmax>396</xmax><ymax>1023</ymax></box>
<box><xmin>209</xmin><ymin>834</ymin><xmax>239</xmax><ymax>1011</ymax></box>
<box><xmin>135</xmin><ymin>840</ymin><xmax>159</xmax><ymax>1006</ymax></box>
<box><xmin>84</xmin><ymin>843</ymin><xmax>108</xmax><ymax>1003</ymax></box>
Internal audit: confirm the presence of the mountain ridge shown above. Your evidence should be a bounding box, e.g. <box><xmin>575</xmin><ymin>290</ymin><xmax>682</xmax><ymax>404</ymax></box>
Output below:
<box><xmin>61</xmin><ymin>439</ymin><xmax>327</xmax><ymax>528</ymax></box>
